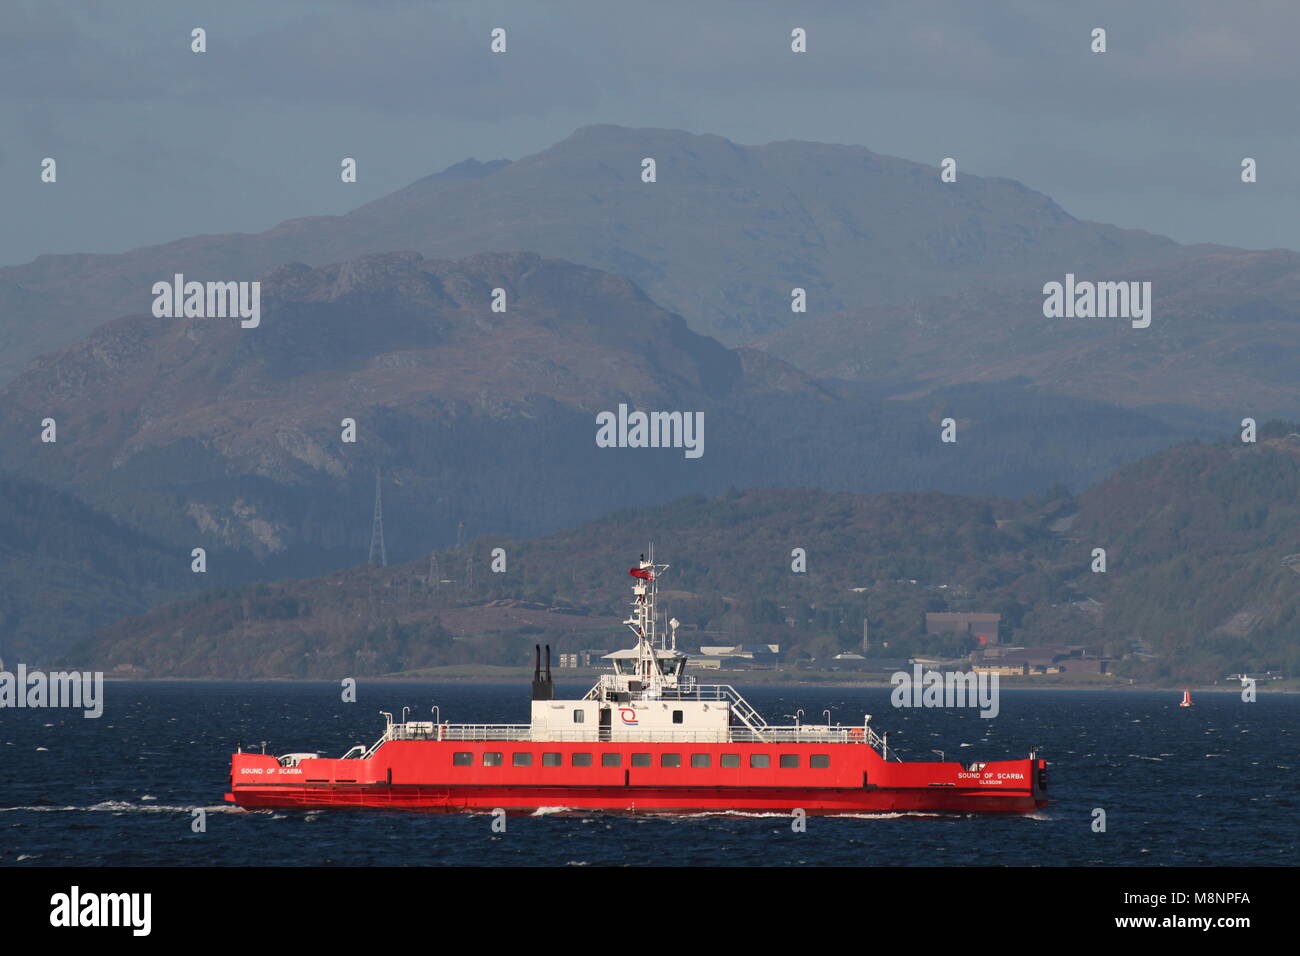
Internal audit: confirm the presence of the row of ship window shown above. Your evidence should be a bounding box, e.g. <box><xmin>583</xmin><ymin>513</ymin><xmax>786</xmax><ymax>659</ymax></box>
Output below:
<box><xmin>452</xmin><ymin>752</ymin><xmax>831</xmax><ymax>769</ymax></box>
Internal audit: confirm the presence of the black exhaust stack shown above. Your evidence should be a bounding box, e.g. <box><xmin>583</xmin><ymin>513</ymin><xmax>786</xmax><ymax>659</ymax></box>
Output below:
<box><xmin>531</xmin><ymin>644</ymin><xmax>554</xmax><ymax>700</ymax></box>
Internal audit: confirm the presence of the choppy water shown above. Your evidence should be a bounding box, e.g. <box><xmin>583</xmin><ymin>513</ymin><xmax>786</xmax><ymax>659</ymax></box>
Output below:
<box><xmin>1</xmin><ymin>682</ymin><xmax>1293</xmax><ymax>866</ymax></box>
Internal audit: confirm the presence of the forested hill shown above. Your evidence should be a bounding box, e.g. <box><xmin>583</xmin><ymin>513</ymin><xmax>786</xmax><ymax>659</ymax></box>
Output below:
<box><xmin>72</xmin><ymin>426</ymin><xmax>1300</xmax><ymax>682</ymax></box>
<box><xmin>0</xmin><ymin>472</ymin><xmax>208</xmax><ymax>662</ymax></box>
<box><xmin>1071</xmin><ymin>425</ymin><xmax>1300</xmax><ymax>679</ymax></box>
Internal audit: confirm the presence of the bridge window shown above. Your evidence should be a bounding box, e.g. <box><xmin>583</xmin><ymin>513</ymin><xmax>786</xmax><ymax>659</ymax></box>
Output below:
<box><xmin>572</xmin><ymin>753</ymin><xmax>592</xmax><ymax>767</ymax></box>
<box><xmin>512</xmin><ymin>752</ymin><xmax>533</xmax><ymax>767</ymax></box>
<box><xmin>779</xmin><ymin>755</ymin><xmax>800</xmax><ymax>768</ymax></box>
<box><xmin>542</xmin><ymin>753</ymin><xmax>562</xmax><ymax>767</ymax></box>
<box><xmin>672</xmin><ymin>710</ymin><xmax>684</xmax><ymax>724</ymax></box>
<box><xmin>810</xmin><ymin>755</ymin><xmax>830</xmax><ymax>768</ymax></box>
<box><xmin>452</xmin><ymin>752</ymin><xmax>472</xmax><ymax>766</ymax></box>
<box><xmin>720</xmin><ymin>754</ymin><xmax>740</xmax><ymax>768</ymax></box>
<box><xmin>572</xmin><ymin>710</ymin><xmax>585</xmax><ymax>724</ymax></box>
<box><xmin>483</xmin><ymin>752</ymin><xmax>503</xmax><ymax>767</ymax></box>
<box><xmin>601</xmin><ymin>753</ymin><xmax>622</xmax><ymax>767</ymax></box>
<box><xmin>749</xmin><ymin>754</ymin><xmax>770</xmax><ymax>768</ymax></box>
<box><xmin>661</xmin><ymin>753</ymin><xmax>681</xmax><ymax>767</ymax></box>
<box><xmin>631</xmin><ymin>753</ymin><xmax>651</xmax><ymax>767</ymax></box>
<box><xmin>690</xmin><ymin>754</ymin><xmax>711</xmax><ymax>768</ymax></box>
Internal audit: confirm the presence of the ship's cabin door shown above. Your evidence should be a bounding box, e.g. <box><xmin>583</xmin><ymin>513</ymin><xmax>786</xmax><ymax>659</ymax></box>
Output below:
<box><xmin>598</xmin><ymin>707</ymin><xmax>612</xmax><ymax>742</ymax></box>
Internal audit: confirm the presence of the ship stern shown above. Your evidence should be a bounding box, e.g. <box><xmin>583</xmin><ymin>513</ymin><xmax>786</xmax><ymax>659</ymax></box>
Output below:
<box><xmin>1031</xmin><ymin>756</ymin><xmax>1049</xmax><ymax>808</ymax></box>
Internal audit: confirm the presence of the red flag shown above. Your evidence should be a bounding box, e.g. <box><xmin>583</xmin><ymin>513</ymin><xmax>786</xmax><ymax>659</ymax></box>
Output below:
<box><xmin>629</xmin><ymin>567</ymin><xmax>654</xmax><ymax>581</ymax></box>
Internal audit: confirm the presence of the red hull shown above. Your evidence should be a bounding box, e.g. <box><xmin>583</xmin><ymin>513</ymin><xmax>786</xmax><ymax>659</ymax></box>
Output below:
<box><xmin>226</xmin><ymin>741</ymin><xmax>1048</xmax><ymax>815</ymax></box>
<box><xmin>224</xmin><ymin>784</ymin><xmax>1042</xmax><ymax>815</ymax></box>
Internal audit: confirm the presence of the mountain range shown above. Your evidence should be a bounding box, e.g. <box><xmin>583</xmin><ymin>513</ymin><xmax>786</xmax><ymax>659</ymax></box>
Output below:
<box><xmin>762</xmin><ymin>248</ymin><xmax>1300</xmax><ymax>421</ymax></box>
<box><xmin>71</xmin><ymin>428</ymin><xmax>1300</xmax><ymax>682</ymax></box>
<box><xmin>0</xmin><ymin>124</ymin><xmax>1241</xmax><ymax>380</ymax></box>
<box><xmin>0</xmin><ymin>249</ymin><xmax>1197</xmax><ymax>589</ymax></box>
<box><xmin>2</xmin><ymin>124</ymin><xmax>1295</xmax><ymax>670</ymax></box>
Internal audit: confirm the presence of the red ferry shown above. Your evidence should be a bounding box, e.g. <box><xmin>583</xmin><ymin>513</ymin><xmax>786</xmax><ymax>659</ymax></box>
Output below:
<box><xmin>226</xmin><ymin>555</ymin><xmax>1048</xmax><ymax>814</ymax></box>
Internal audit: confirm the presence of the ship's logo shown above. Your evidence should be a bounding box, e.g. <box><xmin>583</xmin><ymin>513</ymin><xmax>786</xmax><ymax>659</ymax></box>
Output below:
<box><xmin>619</xmin><ymin>708</ymin><xmax>638</xmax><ymax>725</ymax></box>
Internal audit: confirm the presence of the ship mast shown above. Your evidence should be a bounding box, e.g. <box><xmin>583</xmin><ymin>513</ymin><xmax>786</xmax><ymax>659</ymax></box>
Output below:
<box><xmin>625</xmin><ymin>547</ymin><xmax>671</xmax><ymax>690</ymax></box>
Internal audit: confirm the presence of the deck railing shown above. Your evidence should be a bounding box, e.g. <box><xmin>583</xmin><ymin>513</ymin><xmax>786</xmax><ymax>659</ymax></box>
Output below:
<box><xmin>366</xmin><ymin>720</ymin><xmax>891</xmax><ymax>751</ymax></box>
<box><xmin>585</xmin><ymin>680</ymin><xmax>759</xmax><ymax>705</ymax></box>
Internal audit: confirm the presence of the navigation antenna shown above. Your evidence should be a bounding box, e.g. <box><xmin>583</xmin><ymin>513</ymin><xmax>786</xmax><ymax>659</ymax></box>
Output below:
<box><xmin>625</xmin><ymin>546</ymin><xmax>672</xmax><ymax>684</ymax></box>
<box><xmin>369</xmin><ymin>469</ymin><xmax>387</xmax><ymax>567</ymax></box>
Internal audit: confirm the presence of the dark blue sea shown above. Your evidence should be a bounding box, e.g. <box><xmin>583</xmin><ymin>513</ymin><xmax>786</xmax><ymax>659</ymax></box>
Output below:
<box><xmin>1</xmin><ymin>682</ymin><xmax>1294</xmax><ymax>867</ymax></box>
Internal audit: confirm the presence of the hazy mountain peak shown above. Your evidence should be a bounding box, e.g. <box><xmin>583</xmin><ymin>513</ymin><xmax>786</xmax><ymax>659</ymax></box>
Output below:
<box><xmin>397</xmin><ymin>157</ymin><xmax>512</xmax><ymax>193</ymax></box>
<box><xmin>435</xmin><ymin>157</ymin><xmax>511</xmax><ymax>180</ymax></box>
<box><xmin>0</xmin><ymin>123</ymin><xmax>1239</xmax><ymax>381</ymax></box>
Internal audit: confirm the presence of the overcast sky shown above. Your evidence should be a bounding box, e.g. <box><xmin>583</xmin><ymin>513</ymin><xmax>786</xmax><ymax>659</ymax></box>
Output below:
<box><xmin>3</xmin><ymin>0</ymin><xmax>1297</xmax><ymax>266</ymax></box>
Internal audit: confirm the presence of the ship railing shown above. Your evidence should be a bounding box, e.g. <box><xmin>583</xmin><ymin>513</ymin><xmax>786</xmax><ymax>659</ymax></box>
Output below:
<box><xmin>588</xmin><ymin>679</ymin><xmax>771</xmax><ymax>703</ymax></box>
<box><xmin>727</xmin><ymin>724</ymin><xmax>895</xmax><ymax>752</ymax></box>
<box><xmin>653</xmin><ymin>684</ymin><xmax>733</xmax><ymax>701</ymax></box>
<box><xmin>729</xmin><ymin>725</ymin><xmax>849</xmax><ymax>744</ymax></box>
<box><xmin>584</xmin><ymin>674</ymin><xmax>708</xmax><ymax>700</ymax></box>
<box><xmin>367</xmin><ymin>721</ymin><xmax>891</xmax><ymax>747</ymax></box>
<box><xmin>864</xmin><ymin>724</ymin><xmax>901</xmax><ymax>760</ymax></box>
<box><xmin>382</xmin><ymin>722</ymin><xmax>533</xmax><ymax>744</ymax></box>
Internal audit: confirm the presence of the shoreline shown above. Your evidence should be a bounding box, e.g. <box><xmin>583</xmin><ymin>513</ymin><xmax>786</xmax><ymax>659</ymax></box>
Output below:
<box><xmin>88</xmin><ymin>672</ymin><xmax>1299</xmax><ymax>693</ymax></box>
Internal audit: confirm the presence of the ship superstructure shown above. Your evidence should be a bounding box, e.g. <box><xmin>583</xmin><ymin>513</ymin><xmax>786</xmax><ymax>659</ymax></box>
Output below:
<box><xmin>226</xmin><ymin>554</ymin><xmax>1048</xmax><ymax>814</ymax></box>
